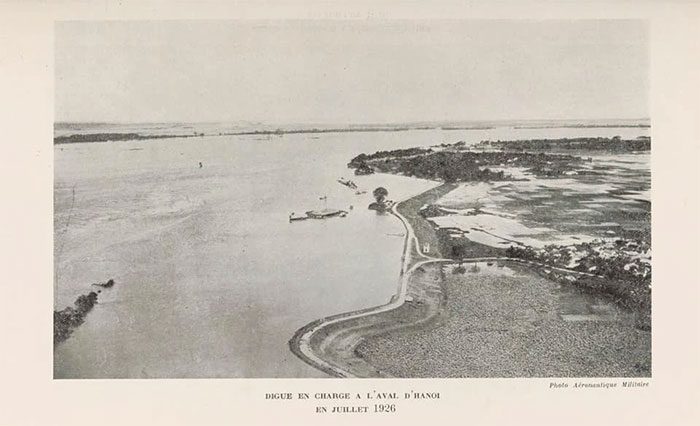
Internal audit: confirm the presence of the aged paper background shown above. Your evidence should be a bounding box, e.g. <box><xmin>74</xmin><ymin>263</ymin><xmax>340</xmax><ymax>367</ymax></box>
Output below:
<box><xmin>0</xmin><ymin>1</ymin><xmax>698</xmax><ymax>425</ymax></box>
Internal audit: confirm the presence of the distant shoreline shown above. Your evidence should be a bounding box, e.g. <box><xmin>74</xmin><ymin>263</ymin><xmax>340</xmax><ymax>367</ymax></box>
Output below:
<box><xmin>53</xmin><ymin>127</ymin><xmax>430</xmax><ymax>144</ymax></box>
<box><xmin>53</xmin><ymin>121</ymin><xmax>650</xmax><ymax>145</ymax></box>
<box><xmin>53</xmin><ymin>132</ymin><xmax>201</xmax><ymax>144</ymax></box>
<box><xmin>514</xmin><ymin>124</ymin><xmax>650</xmax><ymax>129</ymax></box>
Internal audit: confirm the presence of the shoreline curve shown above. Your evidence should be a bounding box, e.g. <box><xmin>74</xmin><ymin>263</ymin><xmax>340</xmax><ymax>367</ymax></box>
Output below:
<box><xmin>288</xmin><ymin>183</ymin><xmax>609</xmax><ymax>378</ymax></box>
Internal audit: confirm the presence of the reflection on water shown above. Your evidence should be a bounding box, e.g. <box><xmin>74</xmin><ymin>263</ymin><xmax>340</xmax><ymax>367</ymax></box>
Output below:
<box><xmin>54</xmin><ymin>125</ymin><xmax>648</xmax><ymax>378</ymax></box>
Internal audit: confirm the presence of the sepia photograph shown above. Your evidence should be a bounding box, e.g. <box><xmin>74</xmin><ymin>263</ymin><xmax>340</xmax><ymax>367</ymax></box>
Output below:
<box><xmin>52</xmin><ymin>20</ymin><xmax>652</xmax><ymax>379</ymax></box>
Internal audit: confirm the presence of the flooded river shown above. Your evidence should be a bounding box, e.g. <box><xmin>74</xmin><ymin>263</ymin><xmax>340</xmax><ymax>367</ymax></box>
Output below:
<box><xmin>53</xmin><ymin>124</ymin><xmax>648</xmax><ymax>378</ymax></box>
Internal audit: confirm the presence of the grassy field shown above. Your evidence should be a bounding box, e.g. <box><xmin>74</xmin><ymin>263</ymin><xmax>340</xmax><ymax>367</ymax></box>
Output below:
<box><xmin>357</xmin><ymin>262</ymin><xmax>651</xmax><ymax>378</ymax></box>
<box><xmin>395</xmin><ymin>182</ymin><xmax>457</xmax><ymax>259</ymax></box>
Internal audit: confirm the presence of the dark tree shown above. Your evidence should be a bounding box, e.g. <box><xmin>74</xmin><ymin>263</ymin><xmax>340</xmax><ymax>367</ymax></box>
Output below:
<box><xmin>373</xmin><ymin>187</ymin><xmax>389</xmax><ymax>203</ymax></box>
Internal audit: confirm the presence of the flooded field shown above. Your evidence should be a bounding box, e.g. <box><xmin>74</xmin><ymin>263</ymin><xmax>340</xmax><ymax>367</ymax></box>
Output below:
<box><xmin>54</xmin><ymin>131</ymin><xmax>439</xmax><ymax>378</ymax></box>
<box><xmin>357</xmin><ymin>262</ymin><xmax>651</xmax><ymax>377</ymax></box>
<box><xmin>429</xmin><ymin>152</ymin><xmax>650</xmax><ymax>248</ymax></box>
<box><xmin>54</xmin><ymin>124</ymin><xmax>649</xmax><ymax>378</ymax></box>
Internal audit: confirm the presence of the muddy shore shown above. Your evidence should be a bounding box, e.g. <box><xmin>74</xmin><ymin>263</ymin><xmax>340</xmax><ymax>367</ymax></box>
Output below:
<box><xmin>289</xmin><ymin>183</ymin><xmax>651</xmax><ymax>378</ymax></box>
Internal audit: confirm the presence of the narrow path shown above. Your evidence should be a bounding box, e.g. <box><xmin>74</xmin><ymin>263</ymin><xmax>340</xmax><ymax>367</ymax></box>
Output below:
<box><xmin>288</xmin><ymin>184</ymin><xmax>448</xmax><ymax>377</ymax></box>
<box><xmin>288</xmin><ymin>183</ymin><xmax>604</xmax><ymax>378</ymax></box>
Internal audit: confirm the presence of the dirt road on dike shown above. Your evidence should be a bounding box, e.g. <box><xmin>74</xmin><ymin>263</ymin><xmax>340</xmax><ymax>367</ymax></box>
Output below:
<box><xmin>288</xmin><ymin>183</ymin><xmax>612</xmax><ymax>378</ymax></box>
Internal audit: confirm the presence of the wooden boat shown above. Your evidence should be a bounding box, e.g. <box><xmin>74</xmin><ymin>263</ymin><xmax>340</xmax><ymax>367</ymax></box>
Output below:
<box><xmin>305</xmin><ymin>208</ymin><xmax>348</xmax><ymax>219</ymax></box>
<box><xmin>91</xmin><ymin>279</ymin><xmax>115</xmax><ymax>288</ymax></box>
<box><xmin>337</xmin><ymin>178</ymin><xmax>358</xmax><ymax>190</ymax></box>
<box><xmin>289</xmin><ymin>213</ymin><xmax>308</xmax><ymax>222</ymax></box>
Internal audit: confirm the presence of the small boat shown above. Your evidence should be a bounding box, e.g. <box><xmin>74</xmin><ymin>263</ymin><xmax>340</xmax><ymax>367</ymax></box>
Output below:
<box><xmin>91</xmin><ymin>279</ymin><xmax>115</xmax><ymax>288</ymax></box>
<box><xmin>337</xmin><ymin>178</ymin><xmax>358</xmax><ymax>190</ymax></box>
<box><xmin>355</xmin><ymin>190</ymin><xmax>367</xmax><ymax>195</ymax></box>
<box><xmin>305</xmin><ymin>208</ymin><xmax>348</xmax><ymax>219</ymax></box>
<box><xmin>289</xmin><ymin>213</ymin><xmax>308</xmax><ymax>222</ymax></box>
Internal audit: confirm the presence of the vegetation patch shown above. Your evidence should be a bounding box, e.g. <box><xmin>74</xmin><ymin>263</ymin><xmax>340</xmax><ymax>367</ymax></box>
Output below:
<box><xmin>54</xmin><ymin>292</ymin><xmax>99</xmax><ymax>345</ymax></box>
<box><xmin>349</xmin><ymin>147</ymin><xmax>582</xmax><ymax>181</ymax></box>
<box><xmin>506</xmin><ymin>240</ymin><xmax>651</xmax><ymax>330</ymax></box>
<box><xmin>436</xmin><ymin>229</ymin><xmax>506</xmax><ymax>259</ymax></box>
<box><xmin>54</xmin><ymin>133</ymin><xmax>200</xmax><ymax>144</ymax></box>
<box><xmin>479</xmin><ymin>136</ymin><xmax>651</xmax><ymax>152</ymax></box>
<box><xmin>54</xmin><ymin>280</ymin><xmax>115</xmax><ymax>345</ymax></box>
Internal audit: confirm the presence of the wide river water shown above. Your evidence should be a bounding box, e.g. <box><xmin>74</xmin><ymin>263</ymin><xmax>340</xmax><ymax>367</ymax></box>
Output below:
<box><xmin>53</xmin><ymin>125</ymin><xmax>648</xmax><ymax>378</ymax></box>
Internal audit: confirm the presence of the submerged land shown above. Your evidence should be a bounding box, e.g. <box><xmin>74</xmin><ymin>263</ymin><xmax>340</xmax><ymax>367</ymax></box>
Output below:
<box><xmin>54</xmin><ymin>124</ymin><xmax>442</xmax><ymax>144</ymax></box>
<box><xmin>53</xmin><ymin>132</ymin><xmax>203</xmax><ymax>144</ymax></box>
<box><xmin>291</xmin><ymin>136</ymin><xmax>651</xmax><ymax>378</ymax></box>
<box><xmin>54</xmin><ymin>124</ymin><xmax>651</xmax><ymax>378</ymax></box>
<box><xmin>358</xmin><ymin>261</ymin><xmax>650</xmax><ymax>378</ymax></box>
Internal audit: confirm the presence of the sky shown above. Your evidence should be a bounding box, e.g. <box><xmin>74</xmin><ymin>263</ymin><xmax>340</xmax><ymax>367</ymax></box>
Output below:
<box><xmin>55</xmin><ymin>20</ymin><xmax>649</xmax><ymax>124</ymax></box>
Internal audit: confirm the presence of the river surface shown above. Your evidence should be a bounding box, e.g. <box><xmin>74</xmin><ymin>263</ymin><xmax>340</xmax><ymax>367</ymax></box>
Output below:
<box><xmin>53</xmin><ymin>124</ymin><xmax>648</xmax><ymax>378</ymax></box>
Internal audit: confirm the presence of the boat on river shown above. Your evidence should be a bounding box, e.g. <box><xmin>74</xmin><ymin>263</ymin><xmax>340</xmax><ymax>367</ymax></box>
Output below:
<box><xmin>289</xmin><ymin>213</ymin><xmax>308</xmax><ymax>222</ymax></box>
<box><xmin>305</xmin><ymin>208</ymin><xmax>348</xmax><ymax>219</ymax></box>
<box><xmin>337</xmin><ymin>178</ymin><xmax>358</xmax><ymax>190</ymax></box>
<box><xmin>289</xmin><ymin>208</ymin><xmax>348</xmax><ymax>222</ymax></box>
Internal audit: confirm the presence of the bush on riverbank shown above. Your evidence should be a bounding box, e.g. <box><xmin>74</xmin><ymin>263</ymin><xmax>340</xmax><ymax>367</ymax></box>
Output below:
<box><xmin>354</xmin><ymin>162</ymin><xmax>374</xmax><ymax>175</ymax></box>
<box><xmin>54</xmin><ymin>291</ymin><xmax>99</xmax><ymax>345</ymax></box>
<box><xmin>54</xmin><ymin>133</ymin><xmax>195</xmax><ymax>144</ymax></box>
<box><xmin>436</xmin><ymin>229</ymin><xmax>505</xmax><ymax>259</ymax></box>
<box><xmin>349</xmin><ymin>148</ymin><xmax>583</xmax><ymax>182</ymax></box>
<box><xmin>479</xmin><ymin>136</ymin><xmax>651</xmax><ymax>152</ymax></box>
<box><xmin>418</xmin><ymin>204</ymin><xmax>449</xmax><ymax>219</ymax></box>
<box><xmin>506</xmin><ymin>241</ymin><xmax>651</xmax><ymax>330</ymax></box>
<box><xmin>348</xmin><ymin>147</ymin><xmax>433</xmax><ymax>168</ymax></box>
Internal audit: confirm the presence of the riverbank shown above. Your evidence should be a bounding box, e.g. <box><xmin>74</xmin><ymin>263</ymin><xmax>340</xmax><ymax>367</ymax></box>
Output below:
<box><xmin>395</xmin><ymin>183</ymin><xmax>457</xmax><ymax>260</ymax></box>
<box><xmin>54</xmin><ymin>132</ymin><xmax>202</xmax><ymax>144</ymax></box>
<box><xmin>357</xmin><ymin>261</ymin><xmax>651</xmax><ymax>377</ymax></box>
<box><xmin>55</xmin><ymin>131</ymin><xmax>442</xmax><ymax>378</ymax></box>
<box><xmin>288</xmin><ymin>183</ymin><xmax>450</xmax><ymax>377</ymax></box>
<box><xmin>290</xmin><ymin>181</ymin><xmax>651</xmax><ymax>378</ymax></box>
<box><xmin>54</xmin><ymin>124</ymin><xmax>441</xmax><ymax>144</ymax></box>
<box><xmin>291</xmin><ymin>257</ymin><xmax>651</xmax><ymax>377</ymax></box>
<box><xmin>54</xmin><ymin>291</ymin><xmax>99</xmax><ymax>345</ymax></box>
<box><xmin>55</xmin><ymin>125</ymin><xmax>650</xmax><ymax>378</ymax></box>
<box><xmin>289</xmin><ymin>257</ymin><xmax>448</xmax><ymax>377</ymax></box>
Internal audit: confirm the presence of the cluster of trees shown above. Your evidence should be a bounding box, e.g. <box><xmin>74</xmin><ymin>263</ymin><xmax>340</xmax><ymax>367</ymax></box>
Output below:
<box><xmin>506</xmin><ymin>240</ymin><xmax>651</xmax><ymax>284</ymax></box>
<box><xmin>54</xmin><ymin>132</ymin><xmax>194</xmax><ymax>144</ymax></box>
<box><xmin>418</xmin><ymin>204</ymin><xmax>448</xmax><ymax>218</ymax></box>
<box><xmin>350</xmin><ymin>150</ymin><xmax>581</xmax><ymax>182</ymax></box>
<box><xmin>354</xmin><ymin>162</ymin><xmax>374</xmax><ymax>175</ymax></box>
<box><xmin>435</xmin><ymin>228</ymin><xmax>504</xmax><ymax>259</ymax></box>
<box><xmin>505</xmin><ymin>240</ymin><xmax>651</xmax><ymax>327</ymax></box>
<box><xmin>368</xmin><ymin>187</ymin><xmax>390</xmax><ymax>212</ymax></box>
<box><xmin>479</xmin><ymin>136</ymin><xmax>651</xmax><ymax>152</ymax></box>
<box><xmin>373</xmin><ymin>187</ymin><xmax>388</xmax><ymax>202</ymax></box>
<box><xmin>399</xmin><ymin>152</ymin><xmax>508</xmax><ymax>182</ymax></box>
<box><xmin>54</xmin><ymin>291</ymin><xmax>99</xmax><ymax>345</ymax></box>
<box><xmin>505</xmin><ymin>245</ymin><xmax>538</xmax><ymax>260</ymax></box>
<box><xmin>55</xmin><ymin>133</ymin><xmax>144</xmax><ymax>144</ymax></box>
<box><xmin>347</xmin><ymin>147</ymin><xmax>433</xmax><ymax>168</ymax></box>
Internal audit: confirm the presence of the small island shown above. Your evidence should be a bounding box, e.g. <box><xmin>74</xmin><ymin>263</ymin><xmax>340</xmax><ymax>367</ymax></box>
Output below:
<box><xmin>348</xmin><ymin>144</ymin><xmax>584</xmax><ymax>180</ymax></box>
<box><xmin>54</xmin><ymin>132</ymin><xmax>203</xmax><ymax>144</ymax></box>
<box><xmin>478</xmin><ymin>136</ymin><xmax>651</xmax><ymax>152</ymax></box>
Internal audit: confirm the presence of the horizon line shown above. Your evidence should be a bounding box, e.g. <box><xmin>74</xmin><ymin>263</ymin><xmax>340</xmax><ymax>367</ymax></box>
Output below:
<box><xmin>54</xmin><ymin>117</ymin><xmax>651</xmax><ymax>126</ymax></box>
